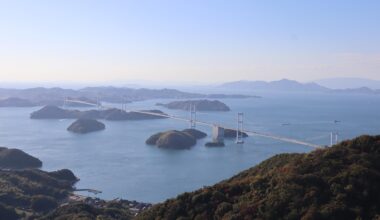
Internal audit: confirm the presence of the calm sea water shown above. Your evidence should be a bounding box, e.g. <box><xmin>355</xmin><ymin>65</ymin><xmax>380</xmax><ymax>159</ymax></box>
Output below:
<box><xmin>0</xmin><ymin>93</ymin><xmax>379</xmax><ymax>203</ymax></box>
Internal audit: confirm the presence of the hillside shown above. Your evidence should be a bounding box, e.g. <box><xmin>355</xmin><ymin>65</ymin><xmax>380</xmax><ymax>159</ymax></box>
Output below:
<box><xmin>137</xmin><ymin>135</ymin><xmax>380</xmax><ymax>220</ymax></box>
<box><xmin>0</xmin><ymin>169</ymin><xmax>77</xmax><ymax>219</ymax></box>
<box><xmin>0</xmin><ymin>157</ymin><xmax>139</xmax><ymax>220</ymax></box>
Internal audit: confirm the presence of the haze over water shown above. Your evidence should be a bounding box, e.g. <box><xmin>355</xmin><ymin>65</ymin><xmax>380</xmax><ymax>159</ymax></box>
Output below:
<box><xmin>0</xmin><ymin>92</ymin><xmax>378</xmax><ymax>203</ymax></box>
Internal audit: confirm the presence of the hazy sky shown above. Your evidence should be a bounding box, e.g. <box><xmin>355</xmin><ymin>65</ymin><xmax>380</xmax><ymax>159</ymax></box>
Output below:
<box><xmin>0</xmin><ymin>0</ymin><xmax>379</xmax><ymax>83</ymax></box>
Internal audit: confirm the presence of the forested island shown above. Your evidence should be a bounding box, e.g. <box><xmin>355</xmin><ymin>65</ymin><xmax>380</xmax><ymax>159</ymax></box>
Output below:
<box><xmin>30</xmin><ymin>105</ymin><xmax>167</xmax><ymax>121</ymax></box>
<box><xmin>156</xmin><ymin>100</ymin><xmax>231</xmax><ymax>111</ymax></box>
<box><xmin>146</xmin><ymin>129</ymin><xmax>207</xmax><ymax>149</ymax></box>
<box><xmin>67</xmin><ymin>119</ymin><xmax>106</xmax><ymax>134</ymax></box>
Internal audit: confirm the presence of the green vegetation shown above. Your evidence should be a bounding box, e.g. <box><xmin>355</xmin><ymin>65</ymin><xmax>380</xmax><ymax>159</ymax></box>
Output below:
<box><xmin>0</xmin><ymin>168</ymin><xmax>135</xmax><ymax>220</ymax></box>
<box><xmin>67</xmin><ymin>118</ymin><xmax>106</xmax><ymax>134</ymax></box>
<box><xmin>137</xmin><ymin>135</ymin><xmax>380</xmax><ymax>220</ymax></box>
<box><xmin>42</xmin><ymin>202</ymin><xmax>132</xmax><ymax>220</ymax></box>
<box><xmin>146</xmin><ymin>129</ymin><xmax>206</xmax><ymax>149</ymax></box>
<box><xmin>157</xmin><ymin>100</ymin><xmax>230</xmax><ymax>111</ymax></box>
<box><xmin>0</xmin><ymin>169</ymin><xmax>77</xmax><ymax>219</ymax></box>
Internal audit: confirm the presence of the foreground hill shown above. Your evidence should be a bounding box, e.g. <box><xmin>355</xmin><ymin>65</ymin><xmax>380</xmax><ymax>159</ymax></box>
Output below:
<box><xmin>137</xmin><ymin>135</ymin><xmax>380</xmax><ymax>220</ymax></box>
<box><xmin>0</xmin><ymin>148</ymin><xmax>142</xmax><ymax>220</ymax></box>
<box><xmin>0</xmin><ymin>169</ymin><xmax>77</xmax><ymax>219</ymax></box>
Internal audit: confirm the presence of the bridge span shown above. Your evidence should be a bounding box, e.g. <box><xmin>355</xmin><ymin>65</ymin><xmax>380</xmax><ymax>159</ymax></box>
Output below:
<box><xmin>64</xmin><ymin>98</ymin><xmax>323</xmax><ymax>149</ymax></box>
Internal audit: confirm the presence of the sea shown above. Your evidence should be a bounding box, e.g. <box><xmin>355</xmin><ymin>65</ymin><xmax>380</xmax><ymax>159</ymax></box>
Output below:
<box><xmin>0</xmin><ymin>92</ymin><xmax>379</xmax><ymax>203</ymax></box>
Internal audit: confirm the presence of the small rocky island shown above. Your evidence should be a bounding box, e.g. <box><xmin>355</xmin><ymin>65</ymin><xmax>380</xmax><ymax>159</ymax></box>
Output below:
<box><xmin>30</xmin><ymin>105</ymin><xmax>167</xmax><ymax>120</ymax></box>
<box><xmin>67</xmin><ymin>119</ymin><xmax>106</xmax><ymax>134</ymax></box>
<box><xmin>0</xmin><ymin>147</ymin><xmax>42</xmax><ymax>169</ymax></box>
<box><xmin>205</xmin><ymin>142</ymin><xmax>225</xmax><ymax>147</ymax></box>
<box><xmin>157</xmin><ymin>99</ymin><xmax>230</xmax><ymax>111</ymax></box>
<box><xmin>146</xmin><ymin>129</ymin><xmax>207</xmax><ymax>149</ymax></box>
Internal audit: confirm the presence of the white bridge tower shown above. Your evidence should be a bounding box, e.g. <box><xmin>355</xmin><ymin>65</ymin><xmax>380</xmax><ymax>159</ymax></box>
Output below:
<box><xmin>330</xmin><ymin>132</ymin><xmax>339</xmax><ymax>146</ymax></box>
<box><xmin>189</xmin><ymin>104</ymin><xmax>196</xmax><ymax>129</ymax></box>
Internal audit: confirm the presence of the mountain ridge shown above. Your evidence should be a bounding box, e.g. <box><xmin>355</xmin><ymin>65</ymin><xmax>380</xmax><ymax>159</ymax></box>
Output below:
<box><xmin>218</xmin><ymin>78</ymin><xmax>380</xmax><ymax>95</ymax></box>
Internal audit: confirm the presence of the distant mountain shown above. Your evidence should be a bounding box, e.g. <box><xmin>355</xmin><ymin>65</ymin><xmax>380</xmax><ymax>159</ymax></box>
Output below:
<box><xmin>315</xmin><ymin>77</ymin><xmax>380</xmax><ymax>90</ymax></box>
<box><xmin>218</xmin><ymin>79</ymin><xmax>380</xmax><ymax>95</ymax></box>
<box><xmin>219</xmin><ymin>79</ymin><xmax>329</xmax><ymax>93</ymax></box>
<box><xmin>330</xmin><ymin>87</ymin><xmax>380</xmax><ymax>95</ymax></box>
<box><xmin>0</xmin><ymin>86</ymin><xmax>252</xmax><ymax>107</ymax></box>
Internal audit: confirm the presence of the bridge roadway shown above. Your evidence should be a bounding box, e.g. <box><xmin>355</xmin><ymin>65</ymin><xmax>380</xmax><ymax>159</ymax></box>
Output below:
<box><xmin>64</xmin><ymin>99</ymin><xmax>322</xmax><ymax>149</ymax></box>
<box><xmin>64</xmin><ymin>99</ymin><xmax>99</xmax><ymax>107</ymax></box>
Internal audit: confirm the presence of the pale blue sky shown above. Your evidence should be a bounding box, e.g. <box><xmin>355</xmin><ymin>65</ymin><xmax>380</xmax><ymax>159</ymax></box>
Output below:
<box><xmin>0</xmin><ymin>0</ymin><xmax>379</xmax><ymax>83</ymax></box>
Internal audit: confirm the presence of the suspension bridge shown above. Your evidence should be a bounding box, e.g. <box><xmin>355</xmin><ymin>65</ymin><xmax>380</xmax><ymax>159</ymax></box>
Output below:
<box><xmin>63</xmin><ymin>98</ymin><xmax>338</xmax><ymax>149</ymax></box>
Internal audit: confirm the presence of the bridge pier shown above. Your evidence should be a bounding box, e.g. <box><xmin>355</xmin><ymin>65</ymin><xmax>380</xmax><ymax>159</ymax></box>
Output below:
<box><xmin>212</xmin><ymin>125</ymin><xmax>224</xmax><ymax>144</ymax></box>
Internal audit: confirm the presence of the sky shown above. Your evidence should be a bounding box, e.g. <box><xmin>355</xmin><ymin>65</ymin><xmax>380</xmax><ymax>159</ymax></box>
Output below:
<box><xmin>0</xmin><ymin>0</ymin><xmax>379</xmax><ymax>84</ymax></box>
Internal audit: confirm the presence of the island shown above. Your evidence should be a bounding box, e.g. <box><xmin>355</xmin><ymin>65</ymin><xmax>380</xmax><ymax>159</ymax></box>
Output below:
<box><xmin>30</xmin><ymin>105</ymin><xmax>79</xmax><ymax>119</ymax></box>
<box><xmin>67</xmin><ymin>119</ymin><xmax>106</xmax><ymax>134</ymax></box>
<box><xmin>156</xmin><ymin>99</ymin><xmax>231</xmax><ymax>111</ymax></box>
<box><xmin>205</xmin><ymin>142</ymin><xmax>225</xmax><ymax>147</ymax></box>
<box><xmin>182</xmin><ymin>128</ymin><xmax>207</xmax><ymax>139</ymax></box>
<box><xmin>30</xmin><ymin>105</ymin><xmax>167</xmax><ymax>121</ymax></box>
<box><xmin>146</xmin><ymin>129</ymin><xmax>206</xmax><ymax>149</ymax></box>
<box><xmin>0</xmin><ymin>147</ymin><xmax>42</xmax><ymax>169</ymax></box>
<box><xmin>0</xmin><ymin>97</ymin><xmax>37</xmax><ymax>107</ymax></box>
